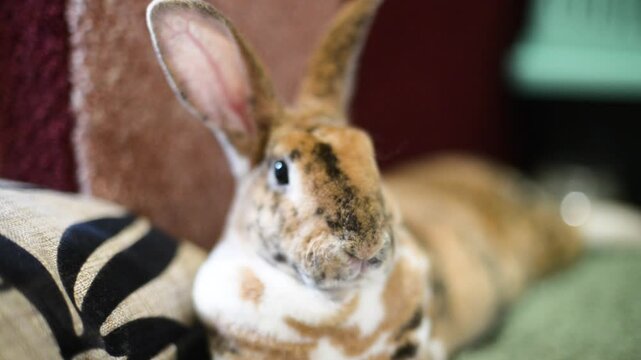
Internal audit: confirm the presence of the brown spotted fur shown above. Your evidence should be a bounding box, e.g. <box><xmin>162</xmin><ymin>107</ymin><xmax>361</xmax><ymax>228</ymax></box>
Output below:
<box><xmin>238</xmin><ymin>121</ymin><xmax>394</xmax><ymax>290</ymax></box>
<box><xmin>239</xmin><ymin>267</ymin><xmax>265</xmax><ymax>305</ymax></box>
<box><xmin>385</xmin><ymin>156</ymin><xmax>581</xmax><ymax>352</ymax></box>
<box><xmin>148</xmin><ymin>0</ymin><xmax>583</xmax><ymax>358</ymax></box>
<box><xmin>225</xmin><ymin>230</ymin><xmax>428</xmax><ymax>359</ymax></box>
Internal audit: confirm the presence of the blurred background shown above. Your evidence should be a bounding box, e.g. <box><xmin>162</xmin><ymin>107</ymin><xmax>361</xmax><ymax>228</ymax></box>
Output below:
<box><xmin>1</xmin><ymin>0</ymin><xmax>640</xmax><ymax>248</ymax></box>
<box><xmin>355</xmin><ymin>0</ymin><xmax>641</xmax><ymax>208</ymax></box>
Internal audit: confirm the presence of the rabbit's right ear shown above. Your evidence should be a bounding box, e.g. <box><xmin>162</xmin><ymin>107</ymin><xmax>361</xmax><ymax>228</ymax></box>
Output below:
<box><xmin>147</xmin><ymin>0</ymin><xmax>280</xmax><ymax>177</ymax></box>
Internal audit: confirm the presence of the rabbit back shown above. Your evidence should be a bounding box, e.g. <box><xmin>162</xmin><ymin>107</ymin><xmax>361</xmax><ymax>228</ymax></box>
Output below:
<box><xmin>385</xmin><ymin>154</ymin><xmax>582</xmax><ymax>352</ymax></box>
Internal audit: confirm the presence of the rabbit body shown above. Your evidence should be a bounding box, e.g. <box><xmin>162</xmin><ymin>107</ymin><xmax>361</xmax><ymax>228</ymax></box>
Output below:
<box><xmin>147</xmin><ymin>0</ymin><xmax>582</xmax><ymax>358</ymax></box>
<box><xmin>190</xmin><ymin>154</ymin><xmax>580</xmax><ymax>360</ymax></box>
<box><xmin>385</xmin><ymin>156</ymin><xmax>580</xmax><ymax>354</ymax></box>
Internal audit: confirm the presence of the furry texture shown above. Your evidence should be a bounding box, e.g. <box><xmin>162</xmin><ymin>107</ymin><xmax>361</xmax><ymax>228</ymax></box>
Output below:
<box><xmin>147</xmin><ymin>0</ymin><xmax>582</xmax><ymax>358</ymax></box>
<box><xmin>193</xmin><ymin>215</ymin><xmax>434</xmax><ymax>359</ymax></box>
<box><xmin>385</xmin><ymin>156</ymin><xmax>581</xmax><ymax>352</ymax></box>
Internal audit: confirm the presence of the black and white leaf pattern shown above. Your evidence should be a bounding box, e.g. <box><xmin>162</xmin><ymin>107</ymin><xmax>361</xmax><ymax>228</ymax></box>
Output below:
<box><xmin>57</xmin><ymin>216</ymin><xmax>137</xmax><ymax>303</ymax></box>
<box><xmin>103</xmin><ymin>317</ymin><xmax>209</xmax><ymax>360</ymax></box>
<box><xmin>0</xmin><ymin>215</ymin><xmax>209</xmax><ymax>359</ymax></box>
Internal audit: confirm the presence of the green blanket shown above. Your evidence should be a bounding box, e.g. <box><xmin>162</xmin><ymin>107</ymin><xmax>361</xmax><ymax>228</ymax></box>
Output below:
<box><xmin>458</xmin><ymin>249</ymin><xmax>641</xmax><ymax>360</ymax></box>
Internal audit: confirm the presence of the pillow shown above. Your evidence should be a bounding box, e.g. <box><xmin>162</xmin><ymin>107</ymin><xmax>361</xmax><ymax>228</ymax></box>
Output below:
<box><xmin>0</xmin><ymin>181</ymin><xmax>211</xmax><ymax>359</ymax></box>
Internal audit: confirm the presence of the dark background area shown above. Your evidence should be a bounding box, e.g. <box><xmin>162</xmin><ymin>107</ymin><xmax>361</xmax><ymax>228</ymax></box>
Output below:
<box><xmin>353</xmin><ymin>0</ymin><xmax>641</xmax><ymax>204</ymax></box>
<box><xmin>513</xmin><ymin>99</ymin><xmax>641</xmax><ymax>204</ymax></box>
<box><xmin>0</xmin><ymin>0</ymin><xmax>77</xmax><ymax>192</ymax></box>
<box><xmin>354</xmin><ymin>0</ymin><xmax>526</xmax><ymax>166</ymax></box>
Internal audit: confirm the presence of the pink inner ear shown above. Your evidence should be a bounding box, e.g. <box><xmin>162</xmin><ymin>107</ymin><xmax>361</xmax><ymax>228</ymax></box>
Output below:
<box><xmin>155</xmin><ymin>8</ymin><xmax>253</xmax><ymax>134</ymax></box>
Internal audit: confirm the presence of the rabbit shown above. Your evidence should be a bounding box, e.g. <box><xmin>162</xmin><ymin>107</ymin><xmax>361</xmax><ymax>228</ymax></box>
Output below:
<box><xmin>146</xmin><ymin>0</ymin><xmax>582</xmax><ymax>358</ymax></box>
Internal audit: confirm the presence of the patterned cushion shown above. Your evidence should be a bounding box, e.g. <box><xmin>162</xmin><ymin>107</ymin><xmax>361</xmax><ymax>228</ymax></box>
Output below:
<box><xmin>0</xmin><ymin>181</ymin><xmax>211</xmax><ymax>359</ymax></box>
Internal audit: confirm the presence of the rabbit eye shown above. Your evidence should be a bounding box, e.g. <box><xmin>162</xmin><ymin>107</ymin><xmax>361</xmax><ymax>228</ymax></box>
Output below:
<box><xmin>273</xmin><ymin>160</ymin><xmax>289</xmax><ymax>185</ymax></box>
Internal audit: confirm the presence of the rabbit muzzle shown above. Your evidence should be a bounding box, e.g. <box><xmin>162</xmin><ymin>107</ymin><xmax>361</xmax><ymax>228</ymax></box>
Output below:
<box><xmin>298</xmin><ymin>227</ymin><xmax>394</xmax><ymax>292</ymax></box>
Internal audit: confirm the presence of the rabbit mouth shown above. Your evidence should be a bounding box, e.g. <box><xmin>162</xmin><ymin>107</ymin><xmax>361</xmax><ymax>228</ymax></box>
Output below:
<box><xmin>307</xmin><ymin>267</ymin><xmax>382</xmax><ymax>296</ymax></box>
<box><xmin>297</xmin><ymin>245</ymin><xmax>391</xmax><ymax>292</ymax></box>
<box><xmin>304</xmin><ymin>272</ymin><xmax>364</xmax><ymax>292</ymax></box>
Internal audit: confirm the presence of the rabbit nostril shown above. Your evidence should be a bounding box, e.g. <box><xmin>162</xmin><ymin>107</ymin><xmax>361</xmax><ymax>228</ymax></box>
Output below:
<box><xmin>344</xmin><ymin>249</ymin><xmax>359</xmax><ymax>260</ymax></box>
<box><xmin>345</xmin><ymin>248</ymin><xmax>384</xmax><ymax>266</ymax></box>
<box><xmin>367</xmin><ymin>257</ymin><xmax>382</xmax><ymax>266</ymax></box>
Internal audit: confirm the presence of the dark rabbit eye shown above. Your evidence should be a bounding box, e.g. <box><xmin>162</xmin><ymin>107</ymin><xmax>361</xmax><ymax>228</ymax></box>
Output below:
<box><xmin>273</xmin><ymin>160</ymin><xmax>289</xmax><ymax>185</ymax></box>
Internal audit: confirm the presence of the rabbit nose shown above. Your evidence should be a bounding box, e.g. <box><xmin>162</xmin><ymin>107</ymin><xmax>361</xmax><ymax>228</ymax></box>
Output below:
<box><xmin>344</xmin><ymin>245</ymin><xmax>384</xmax><ymax>264</ymax></box>
<box><xmin>344</xmin><ymin>248</ymin><xmax>384</xmax><ymax>278</ymax></box>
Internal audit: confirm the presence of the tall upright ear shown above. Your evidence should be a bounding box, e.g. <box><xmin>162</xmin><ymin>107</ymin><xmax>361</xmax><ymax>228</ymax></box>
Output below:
<box><xmin>147</xmin><ymin>0</ymin><xmax>280</xmax><ymax>176</ymax></box>
<box><xmin>297</xmin><ymin>0</ymin><xmax>383</xmax><ymax>120</ymax></box>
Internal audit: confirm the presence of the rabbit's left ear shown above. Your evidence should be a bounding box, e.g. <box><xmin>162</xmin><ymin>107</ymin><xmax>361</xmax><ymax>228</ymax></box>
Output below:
<box><xmin>297</xmin><ymin>0</ymin><xmax>383</xmax><ymax>121</ymax></box>
<box><xmin>147</xmin><ymin>0</ymin><xmax>280</xmax><ymax>176</ymax></box>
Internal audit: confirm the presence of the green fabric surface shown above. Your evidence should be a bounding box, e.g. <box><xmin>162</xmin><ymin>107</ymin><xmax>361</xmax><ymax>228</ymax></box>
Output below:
<box><xmin>457</xmin><ymin>248</ymin><xmax>641</xmax><ymax>360</ymax></box>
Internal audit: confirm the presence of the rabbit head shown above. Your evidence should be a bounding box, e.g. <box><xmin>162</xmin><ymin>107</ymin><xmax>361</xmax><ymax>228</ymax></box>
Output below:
<box><xmin>147</xmin><ymin>0</ymin><xmax>391</xmax><ymax>291</ymax></box>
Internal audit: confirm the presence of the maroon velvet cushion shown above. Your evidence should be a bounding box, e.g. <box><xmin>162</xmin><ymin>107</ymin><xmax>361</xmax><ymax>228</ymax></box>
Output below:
<box><xmin>0</xmin><ymin>0</ymin><xmax>77</xmax><ymax>192</ymax></box>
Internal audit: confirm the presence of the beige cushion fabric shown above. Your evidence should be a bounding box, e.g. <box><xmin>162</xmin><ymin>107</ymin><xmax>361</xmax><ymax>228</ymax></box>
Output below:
<box><xmin>0</xmin><ymin>182</ymin><xmax>209</xmax><ymax>359</ymax></box>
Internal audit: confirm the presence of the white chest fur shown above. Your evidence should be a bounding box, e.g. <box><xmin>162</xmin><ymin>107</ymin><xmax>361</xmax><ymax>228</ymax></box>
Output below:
<box><xmin>193</xmin><ymin>231</ymin><xmax>438</xmax><ymax>359</ymax></box>
<box><xmin>194</xmin><ymin>236</ymin><xmax>353</xmax><ymax>343</ymax></box>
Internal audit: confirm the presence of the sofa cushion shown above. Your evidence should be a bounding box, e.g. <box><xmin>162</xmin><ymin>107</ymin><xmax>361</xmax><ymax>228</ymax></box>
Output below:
<box><xmin>0</xmin><ymin>181</ymin><xmax>210</xmax><ymax>359</ymax></box>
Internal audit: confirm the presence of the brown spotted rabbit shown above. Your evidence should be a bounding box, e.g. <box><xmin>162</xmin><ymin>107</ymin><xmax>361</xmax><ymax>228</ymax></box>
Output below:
<box><xmin>147</xmin><ymin>0</ymin><xmax>582</xmax><ymax>358</ymax></box>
